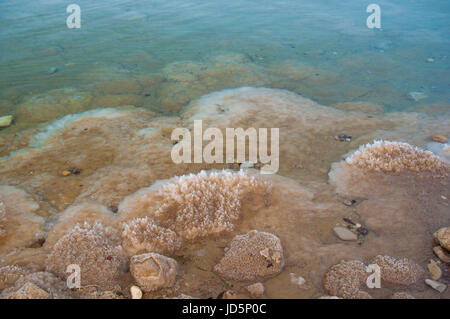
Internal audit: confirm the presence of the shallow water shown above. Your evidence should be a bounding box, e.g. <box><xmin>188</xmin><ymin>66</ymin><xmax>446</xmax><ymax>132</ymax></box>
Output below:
<box><xmin>0</xmin><ymin>1</ymin><xmax>449</xmax><ymax>300</ymax></box>
<box><xmin>1</xmin><ymin>0</ymin><xmax>449</xmax><ymax>114</ymax></box>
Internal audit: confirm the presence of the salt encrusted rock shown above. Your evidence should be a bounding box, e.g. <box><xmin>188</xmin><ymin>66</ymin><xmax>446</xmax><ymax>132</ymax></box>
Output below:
<box><xmin>434</xmin><ymin>227</ymin><xmax>450</xmax><ymax>251</ymax></box>
<box><xmin>323</xmin><ymin>260</ymin><xmax>368</xmax><ymax>299</ymax></box>
<box><xmin>6</xmin><ymin>282</ymin><xmax>49</xmax><ymax>299</ymax></box>
<box><xmin>371</xmin><ymin>255</ymin><xmax>424</xmax><ymax>285</ymax></box>
<box><xmin>246</xmin><ymin>282</ymin><xmax>265</xmax><ymax>297</ymax></box>
<box><xmin>130</xmin><ymin>253</ymin><xmax>178</xmax><ymax>292</ymax></box>
<box><xmin>0</xmin><ymin>115</ymin><xmax>13</xmax><ymax>128</ymax></box>
<box><xmin>0</xmin><ymin>265</ymin><xmax>30</xmax><ymax>291</ymax></box>
<box><xmin>391</xmin><ymin>292</ymin><xmax>415</xmax><ymax>299</ymax></box>
<box><xmin>0</xmin><ymin>272</ymin><xmax>72</xmax><ymax>299</ymax></box>
<box><xmin>433</xmin><ymin>246</ymin><xmax>450</xmax><ymax>263</ymax></box>
<box><xmin>46</xmin><ymin>222</ymin><xmax>127</xmax><ymax>290</ymax></box>
<box><xmin>425</xmin><ymin>279</ymin><xmax>447</xmax><ymax>293</ymax></box>
<box><xmin>214</xmin><ymin>230</ymin><xmax>284</xmax><ymax>282</ymax></box>
<box><xmin>333</xmin><ymin>226</ymin><xmax>357</xmax><ymax>241</ymax></box>
<box><xmin>121</xmin><ymin>217</ymin><xmax>183</xmax><ymax>256</ymax></box>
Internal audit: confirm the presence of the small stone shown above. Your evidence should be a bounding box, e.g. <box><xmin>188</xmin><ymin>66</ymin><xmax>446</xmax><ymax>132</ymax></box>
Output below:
<box><xmin>434</xmin><ymin>227</ymin><xmax>450</xmax><ymax>250</ymax></box>
<box><xmin>61</xmin><ymin>170</ymin><xmax>72</xmax><ymax>176</ymax></box>
<box><xmin>333</xmin><ymin>226</ymin><xmax>357</xmax><ymax>241</ymax></box>
<box><xmin>408</xmin><ymin>91</ymin><xmax>428</xmax><ymax>102</ymax></box>
<box><xmin>246</xmin><ymin>283</ymin><xmax>264</xmax><ymax>297</ymax></box>
<box><xmin>343</xmin><ymin>200</ymin><xmax>357</xmax><ymax>207</ymax></box>
<box><xmin>130</xmin><ymin>285</ymin><xmax>142</xmax><ymax>299</ymax></box>
<box><xmin>427</xmin><ymin>58</ymin><xmax>434</xmax><ymax>63</ymax></box>
<box><xmin>334</xmin><ymin>134</ymin><xmax>352</xmax><ymax>142</ymax></box>
<box><xmin>431</xmin><ymin>134</ymin><xmax>448</xmax><ymax>143</ymax></box>
<box><xmin>433</xmin><ymin>246</ymin><xmax>450</xmax><ymax>263</ymax></box>
<box><xmin>0</xmin><ymin>115</ymin><xmax>13</xmax><ymax>128</ymax></box>
<box><xmin>425</xmin><ymin>279</ymin><xmax>447</xmax><ymax>293</ymax></box>
<box><xmin>48</xmin><ymin>67</ymin><xmax>58</xmax><ymax>74</ymax></box>
<box><xmin>427</xmin><ymin>260</ymin><xmax>442</xmax><ymax>280</ymax></box>
<box><xmin>130</xmin><ymin>253</ymin><xmax>178</xmax><ymax>292</ymax></box>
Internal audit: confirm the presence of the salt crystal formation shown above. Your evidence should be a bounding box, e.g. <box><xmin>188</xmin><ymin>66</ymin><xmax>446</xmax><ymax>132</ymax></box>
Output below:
<box><xmin>0</xmin><ymin>265</ymin><xmax>30</xmax><ymax>291</ymax></box>
<box><xmin>122</xmin><ymin>217</ymin><xmax>182</xmax><ymax>256</ymax></box>
<box><xmin>119</xmin><ymin>170</ymin><xmax>270</xmax><ymax>243</ymax></box>
<box><xmin>371</xmin><ymin>255</ymin><xmax>424</xmax><ymax>285</ymax></box>
<box><xmin>345</xmin><ymin>140</ymin><xmax>448</xmax><ymax>174</ymax></box>
<box><xmin>130</xmin><ymin>253</ymin><xmax>178</xmax><ymax>292</ymax></box>
<box><xmin>46</xmin><ymin>222</ymin><xmax>127</xmax><ymax>290</ymax></box>
<box><xmin>214</xmin><ymin>230</ymin><xmax>285</xmax><ymax>282</ymax></box>
<box><xmin>323</xmin><ymin>260</ymin><xmax>369</xmax><ymax>299</ymax></box>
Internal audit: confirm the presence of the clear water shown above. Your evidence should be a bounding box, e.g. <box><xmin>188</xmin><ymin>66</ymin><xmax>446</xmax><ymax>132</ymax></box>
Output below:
<box><xmin>1</xmin><ymin>0</ymin><xmax>449</xmax><ymax>115</ymax></box>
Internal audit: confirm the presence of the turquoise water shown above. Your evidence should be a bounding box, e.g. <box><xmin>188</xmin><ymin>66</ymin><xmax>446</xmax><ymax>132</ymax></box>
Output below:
<box><xmin>1</xmin><ymin>0</ymin><xmax>449</xmax><ymax>119</ymax></box>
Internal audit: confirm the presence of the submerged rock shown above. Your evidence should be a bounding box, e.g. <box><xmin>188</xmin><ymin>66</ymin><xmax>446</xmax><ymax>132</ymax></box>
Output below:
<box><xmin>427</xmin><ymin>260</ymin><xmax>442</xmax><ymax>280</ymax></box>
<box><xmin>409</xmin><ymin>91</ymin><xmax>428</xmax><ymax>102</ymax></box>
<box><xmin>130</xmin><ymin>253</ymin><xmax>178</xmax><ymax>292</ymax></box>
<box><xmin>333</xmin><ymin>226</ymin><xmax>357</xmax><ymax>241</ymax></box>
<box><xmin>0</xmin><ymin>115</ymin><xmax>13</xmax><ymax>128</ymax></box>
<box><xmin>431</xmin><ymin>134</ymin><xmax>448</xmax><ymax>144</ymax></box>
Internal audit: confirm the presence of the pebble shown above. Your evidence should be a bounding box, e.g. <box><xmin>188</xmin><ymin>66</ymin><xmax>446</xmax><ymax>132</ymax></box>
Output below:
<box><xmin>427</xmin><ymin>58</ymin><xmax>434</xmax><ymax>63</ymax></box>
<box><xmin>246</xmin><ymin>283</ymin><xmax>264</xmax><ymax>297</ymax></box>
<box><xmin>333</xmin><ymin>226</ymin><xmax>357</xmax><ymax>241</ymax></box>
<box><xmin>431</xmin><ymin>134</ymin><xmax>448</xmax><ymax>143</ymax></box>
<box><xmin>0</xmin><ymin>115</ymin><xmax>13</xmax><ymax>128</ymax></box>
<box><xmin>48</xmin><ymin>67</ymin><xmax>58</xmax><ymax>75</ymax></box>
<box><xmin>434</xmin><ymin>227</ymin><xmax>450</xmax><ymax>251</ymax></box>
<box><xmin>130</xmin><ymin>285</ymin><xmax>142</xmax><ymax>299</ymax></box>
<box><xmin>334</xmin><ymin>134</ymin><xmax>352</xmax><ymax>142</ymax></box>
<box><xmin>425</xmin><ymin>279</ymin><xmax>447</xmax><ymax>293</ymax></box>
<box><xmin>61</xmin><ymin>170</ymin><xmax>72</xmax><ymax>176</ymax></box>
<box><xmin>433</xmin><ymin>246</ymin><xmax>450</xmax><ymax>263</ymax></box>
<box><xmin>408</xmin><ymin>91</ymin><xmax>428</xmax><ymax>102</ymax></box>
<box><xmin>427</xmin><ymin>260</ymin><xmax>442</xmax><ymax>280</ymax></box>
